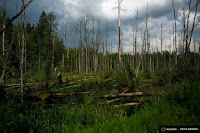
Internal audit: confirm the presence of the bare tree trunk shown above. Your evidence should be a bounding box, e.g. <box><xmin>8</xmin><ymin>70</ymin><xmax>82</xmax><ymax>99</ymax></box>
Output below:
<box><xmin>64</xmin><ymin>23</ymin><xmax>67</xmax><ymax>71</ymax></box>
<box><xmin>132</xmin><ymin>33</ymin><xmax>135</xmax><ymax>68</ymax></box>
<box><xmin>106</xmin><ymin>23</ymin><xmax>108</xmax><ymax>70</ymax></box>
<box><xmin>102</xmin><ymin>41</ymin><xmax>105</xmax><ymax>73</ymax></box>
<box><xmin>20</xmin><ymin>0</ymin><xmax>25</xmax><ymax>103</ymax></box>
<box><xmin>160</xmin><ymin>22</ymin><xmax>163</xmax><ymax>67</ymax></box>
<box><xmin>172</xmin><ymin>0</ymin><xmax>177</xmax><ymax>65</ymax></box>
<box><xmin>164</xmin><ymin>43</ymin><xmax>166</xmax><ymax>67</ymax></box>
<box><xmin>38</xmin><ymin>38</ymin><xmax>41</xmax><ymax>70</ymax></box>
<box><xmin>68</xmin><ymin>24</ymin><xmax>73</xmax><ymax>77</ymax></box>
<box><xmin>161</xmin><ymin>23</ymin><xmax>163</xmax><ymax>54</ymax></box>
<box><xmin>51</xmin><ymin>32</ymin><xmax>55</xmax><ymax>71</ymax></box>
<box><xmin>79</xmin><ymin>21</ymin><xmax>82</xmax><ymax>74</ymax></box>
<box><xmin>94</xmin><ymin>19</ymin><xmax>101</xmax><ymax>73</ymax></box>
<box><xmin>110</xmin><ymin>43</ymin><xmax>112</xmax><ymax>70</ymax></box>
<box><xmin>197</xmin><ymin>46</ymin><xmax>200</xmax><ymax>69</ymax></box>
<box><xmin>118</xmin><ymin>0</ymin><xmax>122</xmax><ymax>70</ymax></box>
<box><xmin>83</xmin><ymin>16</ymin><xmax>91</xmax><ymax>74</ymax></box>
<box><xmin>169</xmin><ymin>39</ymin><xmax>172</xmax><ymax>69</ymax></box>
<box><xmin>182</xmin><ymin>10</ymin><xmax>186</xmax><ymax>56</ymax></box>
<box><xmin>16</xmin><ymin>3</ymin><xmax>21</xmax><ymax>72</ymax></box>
<box><xmin>134</xmin><ymin>8</ymin><xmax>139</xmax><ymax>71</ymax></box>
<box><xmin>152</xmin><ymin>48</ymin><xmax>154</xmax><ymax>74</ymax></box>
<box><xmin>91</xmin><ymin>18</ymin><xmax>95</xmax><ymax>72</ymax></box>
<box><xmin>24</xmin><ymin>31</ymin><xmax>27</xmax><ymax>80</ymax></box>
<box><xmin>62</xmin><ymin>53</ymin><xmax>64</xmax><ymax>74</ymax></box>
<box><xmin>0</xmin><ymin>0</ymin><xmax>6</xmax><ymax>84</ymax></box>
<box><xmin>75</xmin><ymin>24</ymin><xmax>78</xmax><ymax>74</ymax></box>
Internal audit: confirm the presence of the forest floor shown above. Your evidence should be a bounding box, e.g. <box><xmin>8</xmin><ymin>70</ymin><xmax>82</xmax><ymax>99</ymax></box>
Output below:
<box><xmin>0</xmin><ymin>71</ymin><xmax>200</xmax><ymax>132</ymax></box>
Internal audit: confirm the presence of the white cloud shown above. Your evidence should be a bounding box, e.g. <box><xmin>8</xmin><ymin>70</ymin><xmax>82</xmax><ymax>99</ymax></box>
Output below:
<box><xmin>8</xmin><ymin>0</ymin><xmax>200</xmax><ymax>53</ymax></box>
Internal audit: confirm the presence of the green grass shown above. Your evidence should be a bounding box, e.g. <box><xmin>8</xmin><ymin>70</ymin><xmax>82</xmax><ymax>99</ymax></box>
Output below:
<box><xmin>1</xmin><ymin>71</ymin><xmax>200</xmax><ymax>132</ymax></box>
<box><xmin>0</xmin><ymin>100</ymin><xmax>124</xmax><ymax>133</ymax></box>
<box><xmin>80</xmin><ymin>80</ymin><xmax>200</xmax><ymax>133</ymax></box>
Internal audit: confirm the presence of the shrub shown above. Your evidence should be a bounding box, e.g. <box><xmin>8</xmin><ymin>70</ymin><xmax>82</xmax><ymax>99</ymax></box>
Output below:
<box><xmin>155</xmin><ymin>67</ymin><xmax>172</xmax><ymax>86</ymax></box>
<box><xmin>174</xmin><ymin>58</ymin><xmax>199</xmax><ymax>81</ymax></box>
<box><xmin>115</xmin><ymin>71</ymin><xmax>128</xmax><ymax>88</ymax></box>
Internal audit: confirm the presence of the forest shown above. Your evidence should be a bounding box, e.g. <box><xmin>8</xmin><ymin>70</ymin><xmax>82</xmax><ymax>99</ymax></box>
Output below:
<box><xmin>0</xmin><ymin>0</ymin><xmax>200</xmax><ymax>132</ymax></box>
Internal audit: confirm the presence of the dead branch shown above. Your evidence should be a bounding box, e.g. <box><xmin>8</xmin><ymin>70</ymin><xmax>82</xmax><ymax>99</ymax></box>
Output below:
<box><xmin>0</xmin><ymin>0</ymin><xmax>33</xmax><ymax>35</ymax></box>
<box><xmin>52</xmin><ymin>92</ymin><xmax>94</xmax><ymax>96</ymax></box>
<box><xmin>103</xmin><ymin>92</ymin><xmax>143</xmax><ymax>98</ymax></box>
<box><xmin>114</xmin><ymin>102</ymin><xmax>140</xmax><ymax>108</ymax></box>
<box><xmin>102</xmin><ymin>97</ymin><xmax>124</xmax><ymax>104</ymax></box>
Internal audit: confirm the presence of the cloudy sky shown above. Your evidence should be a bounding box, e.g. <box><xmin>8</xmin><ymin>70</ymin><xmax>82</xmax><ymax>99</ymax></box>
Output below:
<box><xmin>3</xmin><ymin>0</ymin><xmax>200</xmax><ymax>53</ymax></box>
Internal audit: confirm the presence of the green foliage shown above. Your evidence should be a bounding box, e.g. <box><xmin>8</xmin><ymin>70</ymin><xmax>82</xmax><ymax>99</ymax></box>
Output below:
<box><xmin>0</xmin><ymin>85</ymin><xmax>6</xmax><ymax>103</ymax></box>
<box><xmin>103</xmin><ymin>70</ymin><xmax>114</xmax><ymax>79</ymax></box>
<box><xmin>115</xmin><ymin>64</ymin><xmax>137</xmax><ymax>89</ymax></box>
<box><xmin>154</xmin><ymin>67</ymin><xmax>172</xmax><ymax>86</ymax></box>
<box><xmin>65</xmin><ymin>77</ymin><xmax>70</xmax><ymax>86</ymax></box>
<box><xmin>174</xmin><ymin>58</ymin><xmax>200</xmax><ymax>81</ymax></box>
<box><xmin>45</xmin><ymin>60</ymin><xmax>52</xmax><ymax>89</ymax></box>
<box><xmin>115</xmin><ymin>71</ymin><xmax>128</xmax><ymax>88</ymax></box>
<box><xmin>166</xmin><ymin>80</ymin><xmax>200</xmax><ymax>119</ymax></box>
<box><xmin>30</xmin><ymin>69</ymin><xmax>46</xmax><ymax>82</ymax></box>
<box><xmin>0</xmin><ymin>99</ymin><xmax>124</xmax><ymax>132</ymax></box>
<box><xmin>126</xmin><ymin>64</ymin><xmax>136</xmax><ymax>89</ymax></box>
<box><xmin>81</xmin><ymin>81</ymin><xmax>200</xmax><ymax>132</ymax></box>
<box><xmin>144</xmin><ymin>67</ymin><xmax>151</xmax><ymax>79</ymax></box>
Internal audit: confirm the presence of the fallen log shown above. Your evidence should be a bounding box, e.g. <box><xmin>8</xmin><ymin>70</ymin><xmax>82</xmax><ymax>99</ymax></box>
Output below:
<box><xmin>6</xmin><ymin>82</ymin><xmax>45</xmax><ymax>87</ymax></box>
<box><xmin>65</xmin><ymin>84</ymin><xmax>81</xmax><ymax>89</ymax></box>
<box><xmin>5</xmin><ymin>82</ymin><xmax>45</xmax><ymax>89</ymax></box>
<box><xmin>103</xmin><ymin>92</ymin><xmax>143</xmax><ymax>98</ymax></box>
<box><xmin>52</xmin><ymin>92</ymin><xmax>94</xmax><ymax>96</ymax></box>
<box><xmin>102</xmin><ymin>97</ymin><xmax>124</xmax><ymax>104</ymax></box>
<box><xmin>114</xmin><ymin>102</ymin><xmax>140</xmax><ymax>108</ymax></box>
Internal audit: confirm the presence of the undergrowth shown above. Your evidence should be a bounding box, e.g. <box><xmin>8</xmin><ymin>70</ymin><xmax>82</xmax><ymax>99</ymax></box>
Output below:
<box><xmin>0</xmin><ymin>80</ymin><xmax>200</xmax><ymax>132</ymax></box>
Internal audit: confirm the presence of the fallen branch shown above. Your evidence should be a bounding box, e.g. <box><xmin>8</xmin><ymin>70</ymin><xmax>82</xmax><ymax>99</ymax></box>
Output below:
<box><xmin>103</xmin><ymin>92</ymin><xmax>143</xmax><ymax>98</ymax></box>
<box><xmin>6</xmin><ymin>82</ymin><xmax>44</xmax><ymax>87</ymax></box>
<box><xmin>52</xmin><ymin>92</ymin><xmax>94</xmax><ymax>96</ymax></box>
<box><xmin>65</xmin><ymin>84</ymin><xmax>81</xmax><ymax>89</ymax></box>
<box><xmin>114</xmin><ymin>102</ymin><xmax>140</xmax><ymax>108</ymax></box>
<box><xmin>102</xmin><ymin>97</ymin><xmax>124</xmax><ymax>104</ymax></box>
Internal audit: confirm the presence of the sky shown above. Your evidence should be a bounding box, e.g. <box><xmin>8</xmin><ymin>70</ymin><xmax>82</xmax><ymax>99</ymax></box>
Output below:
<box><xmin>2</xmin><ymin>0</ymin><xmax>200</xmax><ymax>53</ymax></box>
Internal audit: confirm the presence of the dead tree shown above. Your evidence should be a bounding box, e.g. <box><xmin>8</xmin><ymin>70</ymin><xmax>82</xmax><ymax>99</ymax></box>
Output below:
<box><xmin>0</xmin><ymin>0</ymin><xmax>33</xmax><ymax>35</ymax></box>
<box><xmin>68</xmin><ymin>24</ymin><xmax>73</xmax><ymax>77</ymax></box>
<box><xmin>106</xmin><ymin>23</ymin><xmax>108</xmax><ymax>70</ymax></box>
<box><xmin>160</xmin><ymin>23</ymin><xmax>163</xmax><ymax>54</ymax></box>
<box><xmin>172</xmin><ymin>0</ymin><xmax>177</xmax><ymax>64</ymax></box>
<box><xmin>83</xmin><ymin>16</ymin><xmax>92</xmax><ymax>74</ymax></box>
<box><xmin>62</xmin><ymin>53</ymin><xmax>64</xmax><ymax>74</ymax></box>
<box><xmin>94</xmin><ymin>19</ymin><xmax>102</xmax><ymax>73</ymax></box>
<box><xmin>117</xmin><ymin>0</ymin><xmax>122</xmax><ymax>70</ymax></box>
<box><xmin>185</xmin><ymin>0</ymin><xmax>200</xmax><ymax>59</ymax></box>
<box><xmin>51</xmin><ymin>32</ymin><xmax>55</xmax><ymax>71</ymax></box>
<box><xmin>110</xmin><ymin>42</ymin><xmax>113</xmax><ymax>70</ymax></box>
<box><xmin>102</xmin><ymin>41</ymin><xmax>105</xmax><ymax>73</ymax></box>
<box><xmin>20</xmin><ymin>0</ymin><xmax>25</xmax><ymax>103</ymax></box>
<box><xmin>0</xmin><ymin>0</ymin><xmax>6</xmax><ymax>84</ymax></box>
<box><xmin>113</xmin><ymin>0</ymin><xmax>126</xmax><ymax>70</ymax></box>
<box><xmin>16</xmin><ymin>3</ymin><xmax>21</xmax><ymax>72</ymax></box>
<box><xmin>134</xmin><ymin>7</ymin><xmax>139</xmax><ymax>71</ymax></box>
<box><xmin>75</xmin><ymin>24</ymin><xmax>78</xmax><ymax>74</ymax></box>
<box><xmin>63</xmin><ymin>23</ymin><xmax>67</xmax><ymax>71</ymax></box>
<box><xmin>78</xmin><ymin>19</ymin><xmax>82</xmax><ymax>74</ymax></box>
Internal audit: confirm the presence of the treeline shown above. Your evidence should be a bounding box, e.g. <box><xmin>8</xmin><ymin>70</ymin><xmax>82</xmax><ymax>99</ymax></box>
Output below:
<box><xmin>0</xmin><ymin>0</ymin><xmax>200</xmax><ymax>84</ymax></box>
<box><xmin>0</xmin><ymin>11</ymin><xmax>64</xmax><ymax>81</ymax></box>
